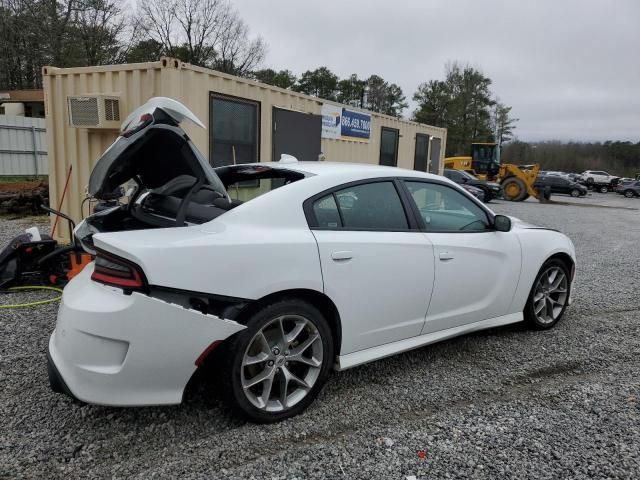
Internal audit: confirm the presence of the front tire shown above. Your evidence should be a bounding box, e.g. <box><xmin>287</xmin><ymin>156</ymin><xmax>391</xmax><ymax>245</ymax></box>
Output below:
<box><xmin>599</xmin><ymin>185</ymin><xmax>608</xmax><ymax>193</ymax></box>
<box><xmin>624</xmin><ymin>190</ymin><xmax>634</xmax><ymax>198</ymax></box>
<box><xmin>524</xmin><ymin>259</ymin><xmax>571</xmax><ymax>330</ymax></box>
<box><xmin>501</xmin><ymin>177</ymin><xmax>528</xmax><ymax>201</ymax></box>
<box><xmin>221</xmin><ymin>299</ymin><xmax>334</xmax><ymax>423</ymax></box>
<box><xmin>570</xmin><ymin>188</ymin><xmax>580</xmax><ymax>197</ymax></box>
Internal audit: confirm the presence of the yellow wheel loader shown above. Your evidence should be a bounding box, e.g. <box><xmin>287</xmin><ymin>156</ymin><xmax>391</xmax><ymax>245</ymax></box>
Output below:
<box><xmin>445</xmin><ymin>143</ymin><xmax>548</xmax><ymax>202</ymax></box>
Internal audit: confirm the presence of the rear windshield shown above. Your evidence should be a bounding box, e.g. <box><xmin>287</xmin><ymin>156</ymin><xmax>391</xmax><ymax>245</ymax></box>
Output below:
<box><xmin>215</xmin><ymin>165</ymin><xmax>307</xmax><ymax>203</ymax></box>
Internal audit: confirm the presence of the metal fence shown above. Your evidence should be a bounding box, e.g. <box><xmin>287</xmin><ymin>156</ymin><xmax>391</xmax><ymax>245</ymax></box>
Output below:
<box><xmin>0</xmin><ymin>115</ymin><xmax>48</xmax><ymax>176</ymax></box>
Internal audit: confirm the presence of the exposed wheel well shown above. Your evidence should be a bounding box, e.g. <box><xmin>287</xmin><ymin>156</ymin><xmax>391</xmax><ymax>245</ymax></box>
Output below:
<box><xmin>546</xmin><ymin>252</ymin><xmax>575</xmax><ymax>280</ymax></box>
<box><xmin>236</xmin><ymin>289</ymin><xmax>343</xmax><ymax>355</ymax></box>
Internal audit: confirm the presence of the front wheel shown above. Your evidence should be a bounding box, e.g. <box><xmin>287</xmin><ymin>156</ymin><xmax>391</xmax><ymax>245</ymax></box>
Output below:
<box><xmin>524</xmin><ymin>259</ymin><xmax>571</xmax><ymax>329</ymax></box>
<box><xmin>501</xmin><ymin>177</ymin><xmax>528</xmax><ymax>201</ymax></box>
<box><xmin>599</xmin><ymin>185</ymin><xmax>608</xmax><ymax>193</ymax></box>
<box><xmin>221</xmin><ymin>299</ymin><xmax>333</xmax><ymax>423</ymax></box>
<box><xmin>624</xmin><ymin>190</ymin><xmax>634</xmax><ymax>198</ymax></box>
<box><xmin>570</xmin><ymin>188</ymin><xmax>580</xmax><ymax>197</ymax></box>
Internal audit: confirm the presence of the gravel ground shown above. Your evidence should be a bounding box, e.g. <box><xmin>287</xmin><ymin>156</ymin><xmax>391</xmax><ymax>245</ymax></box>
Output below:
<box><xmin>1</xmin><ymin>193</ymin><xmax>639</xmax><ymax>479</ymax></box>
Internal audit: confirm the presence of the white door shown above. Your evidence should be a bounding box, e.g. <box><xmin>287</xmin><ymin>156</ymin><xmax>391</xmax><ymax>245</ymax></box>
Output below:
<box><xmin>402</xmin><ymin>180</ymin><xmax>521</xmax><ymax>334</ymax></box>
<box><xmin>309</xmin><ymin>181</ymin><xmax>435</xmax><ymax>354</ymax></box>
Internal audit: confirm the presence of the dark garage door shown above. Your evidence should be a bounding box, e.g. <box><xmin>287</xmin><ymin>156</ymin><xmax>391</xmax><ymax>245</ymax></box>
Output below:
<box><xmin>272</xmin><ymin>108</ymin><xmax>322</xmax><ymax>162</ymax></box>
<box><xmin>429</xmin><ymin>137</ymin><xmax>441</xmax><ymax>173</ymax></box>
<box><xmin>414</xmin><ymin>133</ymin><xmax>429</xmax><ymax>171</ymax></box>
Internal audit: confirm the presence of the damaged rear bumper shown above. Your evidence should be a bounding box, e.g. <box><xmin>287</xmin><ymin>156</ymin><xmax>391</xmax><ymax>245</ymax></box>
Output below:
<box><xmin>48</xmin><ymin>265</ymin><xmax>245</xmax><ymax>406</ymax></box>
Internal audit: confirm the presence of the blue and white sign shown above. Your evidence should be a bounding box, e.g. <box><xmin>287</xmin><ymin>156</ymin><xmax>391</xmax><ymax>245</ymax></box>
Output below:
<box><xmin>321</xmin><ymin>104</ymin><xmax>372</xmax><ymax>142</ymax></box>
<box><xmin>340</xmin><ymin>109</ymin><xmax>371</xmax><ymax>141</ymax></box>
<box><xmin>321</xmin><ymin>104</ymin><xmax>341</xmax><ymax>139</ymax></box>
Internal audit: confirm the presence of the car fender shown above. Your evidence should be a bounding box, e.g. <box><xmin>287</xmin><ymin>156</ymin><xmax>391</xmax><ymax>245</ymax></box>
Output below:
<box><xmin>93</xmin><ymin>222</ymin><xmax>324</xmax><ymax>301</ymax></box>
<box><xmin>509</xmin><ymin>226</ymin><xmax>575</xmax><ymax>313</ymax></box>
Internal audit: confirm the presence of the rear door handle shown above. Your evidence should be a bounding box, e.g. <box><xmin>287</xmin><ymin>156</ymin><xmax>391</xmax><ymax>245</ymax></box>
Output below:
<box><xmin>439</xmin><ymin>252</ymin><xmax>454</xmax><ymax>261</ymax></box>
<box><xmin>331</xmin><ymin>251</ymin><xmax>353</xmax><ymax>261</ymax></box>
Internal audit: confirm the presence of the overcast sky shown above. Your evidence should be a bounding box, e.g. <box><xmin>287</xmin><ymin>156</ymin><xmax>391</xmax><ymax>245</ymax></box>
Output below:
<box><xmin>233</xmin><ymin>0</ymin><xmax>639</xmax><ymax>142</ymax></box>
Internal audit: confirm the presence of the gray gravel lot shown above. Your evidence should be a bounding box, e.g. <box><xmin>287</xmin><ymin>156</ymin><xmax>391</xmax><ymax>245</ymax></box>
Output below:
<box><xmin>1</xmin><ymin>193</ymin><xmax>639</xmax><ymax>479</ymax></box>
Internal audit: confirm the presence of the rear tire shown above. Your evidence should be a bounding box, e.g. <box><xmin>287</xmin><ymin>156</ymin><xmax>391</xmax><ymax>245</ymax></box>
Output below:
<box><xmin>501</xmin><ymin>177</ymin><xmax>528</xmax><ymax>202</ymax></box>
<box><xmin>524</xmin><ymin>259</ymin><xmax>571</xmax><ymax>330</ymax></box>
<box><xmin>624</xmin><ymin>190</ymin><xmax>634</xmax><ymax>198</ymax></box>
<box><xmin>220</xmin><ymin>299</ymin><xmax>333</xmax><ymax>423</ymax></box>
<box><xmin>570</xmin><ymin>189</ymin><xmax>580</xmax><ymax>197</ymax></box>
<box><xmin>599</xmin><ymin>185</ymin><xmax>608</xmax><ymax>193</ymax></box>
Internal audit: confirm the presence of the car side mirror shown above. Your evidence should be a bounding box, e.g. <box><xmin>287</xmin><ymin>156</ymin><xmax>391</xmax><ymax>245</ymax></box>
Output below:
<box><xmin>493</xmin><ymin>215</ymin><xmax>511</xmax><ymax>232</ymax></box>
<box><xmin>461</xmin><ymin>177</ymin><xmax>468</xmax><ymax>183</ymax></box>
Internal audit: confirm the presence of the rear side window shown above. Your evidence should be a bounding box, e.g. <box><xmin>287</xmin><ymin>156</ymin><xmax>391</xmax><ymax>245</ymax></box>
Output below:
<box><xmin>312</xmin><ymin>195</ymin><xmax>341</xmax><ymax>228</ymax></box>
<box><xmin>311</xmin><ymin>181</ymin><xmax>408</xmax><ymax>230</ymax></box>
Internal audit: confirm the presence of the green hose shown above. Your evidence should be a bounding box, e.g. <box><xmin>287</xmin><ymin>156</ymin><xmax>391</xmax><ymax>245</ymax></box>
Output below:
<box><xmin>0</xmin><ymin>285</ymin><xmax>63</xmax><ymax>309</ymax></box>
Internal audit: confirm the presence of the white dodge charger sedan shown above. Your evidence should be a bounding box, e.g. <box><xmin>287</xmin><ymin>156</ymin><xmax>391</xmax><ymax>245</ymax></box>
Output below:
<box><xmin>48</xmin><ymin>98</ymin><xmax>576</xmax><ymax>422</ymax></box>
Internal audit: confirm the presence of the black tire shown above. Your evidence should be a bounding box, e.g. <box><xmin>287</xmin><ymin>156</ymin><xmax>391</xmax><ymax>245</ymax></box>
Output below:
<box><xmin>501</xmin><ymin>177</ymin><xmax>528</xmax><ymax>201</ymax></box>
<box><xmin>524</xmin><ymin>258</ymin><xmax>571</xmax><ymax>330</ymax></box>
<box><xmin>586</xmin><ymin>177</ymin><xmax>594</xmax><ymax>185</ymax></box>
<box><xmin>570</xmin><ymin>188</ymin><xmax>580</xmax><ymax>197</ymax></box>
<box><xmin>624</xmin><ymin>190</ymin><xmax>634</xmax><ymax>198</ymax></box>
<box><xmin>220</xmin><ymin>298</ymin><xmax>334</xmax><ymax>423</ymax></box>
<box><xmin>599</xmin><ymin>185</ymin><xmax>608</xmax><ymax>193</ymax></box>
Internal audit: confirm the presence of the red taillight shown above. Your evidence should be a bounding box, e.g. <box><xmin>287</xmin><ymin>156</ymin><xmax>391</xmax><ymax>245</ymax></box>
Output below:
<box><xmin>121</xmin><ymin>113</ymin><xmax>153</xmax><ymax>138</ymax></box>
<box><xmin>91</xmin><ymin>249</ymin><xmax>146</xmax><ymax>290</ymax></box>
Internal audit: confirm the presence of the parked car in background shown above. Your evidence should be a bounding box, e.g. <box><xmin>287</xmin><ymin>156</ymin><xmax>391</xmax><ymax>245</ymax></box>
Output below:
<box><xmin>46</xmin><ymin>97</ymin><xmax>577</xmax><ymax>423</ymax></box>
<box><xmin>616</xmin><ymin>180</ymin><xmax>640</xmax><ymax>198</ymax></box>
<box><xmin>442</xmin><ymin>169</ymin><xmax>502</xmax><ymax>202</ymax></box>
<box><xmin>565</xmin><ymin>173</ymin><xmax>582</xmax><ymax>182</ymax></box>
<box><xmin>461</xmin><ymin>184</ymin><xmax>486</xmax><ymax>202</ymax></box>
<box><xmin>535</xmin><ymin>175</ymin><xmax>588</xmax><ymax>197</ymax></box>
<box><xmin>580</xmin><ymin>170</ymin><xmax>618</xmax><ymax>186</ymax></box>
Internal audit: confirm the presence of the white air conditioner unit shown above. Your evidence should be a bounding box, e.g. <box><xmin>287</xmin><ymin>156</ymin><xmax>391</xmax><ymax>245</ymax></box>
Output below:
<box><xmin>68</xmin><ymin>95</ymin><xmax>121</xmax><ymax>129</ymax></box>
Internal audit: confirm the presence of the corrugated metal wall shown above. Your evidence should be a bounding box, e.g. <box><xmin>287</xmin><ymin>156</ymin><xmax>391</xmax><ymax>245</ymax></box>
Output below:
<box><xmin>43</xmin><ymin>58</ymin><xmax>447</xmax><ymax>241</ymax></box>
<box><xmin>0</xmin><ymin>115</ymin><xmax>47</xmax><ymax>176</ymax></box>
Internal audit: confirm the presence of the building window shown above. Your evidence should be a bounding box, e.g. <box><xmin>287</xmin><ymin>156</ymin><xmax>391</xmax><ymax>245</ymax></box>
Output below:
<box><xmin>209</xmin><ymin>93</ymin><xmax>260</xmax><ymax>167</ymax></box>
<box><xmin>379</xmin><ymin>127</ymin><xmax>399</xmax><ymax>167</ymax></box>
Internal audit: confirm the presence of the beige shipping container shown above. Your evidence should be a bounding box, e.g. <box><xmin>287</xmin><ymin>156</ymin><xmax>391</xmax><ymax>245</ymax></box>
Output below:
<box><xmin>43</xmin><ymin>57</ymin><xmax>447</xmax><ymax>240</ymax></box>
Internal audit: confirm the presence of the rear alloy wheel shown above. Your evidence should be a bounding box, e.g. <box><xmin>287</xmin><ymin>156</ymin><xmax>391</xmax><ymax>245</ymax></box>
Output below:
<box><xmin>222</xmin><ymin>299</ymin><xmax>333</xmax><ymax>423</ymax></box>
<box><xmin>525</xmin><ymin>259</ymin><xmax>570</xmax><ymax>329</ymax></box>
<box><xmin>501</xmin><ymin>177</ymin><xmax>528</xmax><ymax>201</ymax></box>
<box><xmin>599</xmin><ymin>185</ymin><xmax>608</xmax><ymax>193</ymax></box>
<box><xmin>570</xmin><ymin>188</ymin><xmax>580</xmax><ymax>197</ymax></box>
<box><xmin>624</xmin><ymin>190</ymin><xmax>634</xmax><ymax>198</ymax></box>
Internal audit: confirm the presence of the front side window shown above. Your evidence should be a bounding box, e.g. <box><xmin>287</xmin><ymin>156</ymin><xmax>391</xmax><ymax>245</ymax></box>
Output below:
<box><xmin>404</xmin><ymin>181</ymin><xmax>490</xmax><ymax>232</ymax></box>
<box><xmin>311</xmin><ymin>181</ymin><xmax>408</xmax><ymax>230</ymax></box>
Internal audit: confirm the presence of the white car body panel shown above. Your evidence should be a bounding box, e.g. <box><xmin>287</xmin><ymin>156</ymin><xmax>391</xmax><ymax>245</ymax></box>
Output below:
<box><xmin>337</xmin><ymin>312</ymin><xmax>522</xmax><ymax>370</ymax></box>
<box><xmin>507</xmin><ymin>221</ymin><xmax>576</xmax><ymax>312</ymax></box>
<box><xmin>93</xmin><ymin>221</ymin><xmax>324</xmax><ymax>301</ymax></box>
<box><xmin>313</xmin><ymin>230</ymin><xmax>435</xmax><ymax>354</ymax></box>
<box><xmin>422</xmin><ymin>230</ymin><xmax>522</xmax><ymax>333</ymax></box>
<box><xmin>50</xmin><ymin>266</ymin><xmax>245</xmax><ymax>406</ymax></box>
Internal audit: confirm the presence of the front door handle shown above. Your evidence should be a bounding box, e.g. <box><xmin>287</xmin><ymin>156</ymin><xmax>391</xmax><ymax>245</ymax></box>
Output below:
<box><xmin>439</xmin><ymin>252</ymin><xmax>454</xmax><ymax>261</ymax></box>
<box><xmin>331</xmin><ymin>251</ymin><xmax>353</xmax><ymax>261</ymax></box>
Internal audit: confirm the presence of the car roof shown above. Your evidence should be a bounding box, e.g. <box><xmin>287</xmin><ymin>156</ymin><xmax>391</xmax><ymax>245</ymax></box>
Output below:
<box><xmin>247</xmin><ymin>161</ymin><xmax>442</xmax><ymax>181</ymax></box>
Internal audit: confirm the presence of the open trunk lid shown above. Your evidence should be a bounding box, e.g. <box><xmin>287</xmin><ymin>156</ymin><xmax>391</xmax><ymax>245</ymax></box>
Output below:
<box><xmin>88</xmin><ymin>97</ymin><xmax>225</xmax><ymax>200</ymax></box>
